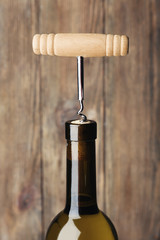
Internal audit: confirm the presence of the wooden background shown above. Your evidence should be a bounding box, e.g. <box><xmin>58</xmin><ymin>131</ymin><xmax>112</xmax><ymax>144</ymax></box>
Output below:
<box><xmin>0</xmin><ymin>0</ymin><xmax>160</xmax><ymax>239</ymax></box>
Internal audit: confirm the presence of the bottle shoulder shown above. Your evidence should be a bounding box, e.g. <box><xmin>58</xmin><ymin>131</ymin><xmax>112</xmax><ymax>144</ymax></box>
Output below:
<box><xmin>45</xmin><ymin>210</ymin><xmax>118</xmax><ymax>240</ymax></box>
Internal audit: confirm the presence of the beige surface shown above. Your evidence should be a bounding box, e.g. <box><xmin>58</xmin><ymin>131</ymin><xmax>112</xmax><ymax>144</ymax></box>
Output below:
<box><xmin>32</xmin><ymin>33</ymin><xmax>129</xmax><ymax>57</ymax></box>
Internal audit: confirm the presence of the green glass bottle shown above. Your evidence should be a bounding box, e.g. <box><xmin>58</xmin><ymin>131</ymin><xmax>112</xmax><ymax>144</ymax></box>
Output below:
<box><xmin>45</xmin><ymin>119</ymin><xmax>118</xmax><ymax>240</ymax></box>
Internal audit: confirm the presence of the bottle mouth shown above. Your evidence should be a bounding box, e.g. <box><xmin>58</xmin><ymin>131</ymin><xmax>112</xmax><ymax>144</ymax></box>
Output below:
<box><xmin>70</xmin><ymin>119</ymin><xmax>93</xmax><ymax>125</ymax></box>
<box><xmin>65</xmin><ymin>119</ymin><xmax>97</xmax><ymax>141</ymax></box>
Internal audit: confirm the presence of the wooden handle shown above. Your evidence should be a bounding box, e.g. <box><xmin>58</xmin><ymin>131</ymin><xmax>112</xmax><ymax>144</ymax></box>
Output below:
<box><xmin>32</xmin><ymin>33</ymin><xmax>129</xmax><ymax>57</ymax></box>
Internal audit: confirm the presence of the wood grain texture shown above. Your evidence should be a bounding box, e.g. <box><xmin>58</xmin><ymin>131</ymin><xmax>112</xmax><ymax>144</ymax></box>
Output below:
<box><xmin>104</xmin><ymin>0</ymin><xmax>160</xmax><ymax>239</ymax></box>
<box><xmin>0</xmin><ymin>0</ymin><xmax>42</xmax><ymax>240</ymax></box>
<box><xmin>0</xmin><ymin>0</ymin><xmax>159</xmax><ymax>240</ymax></box>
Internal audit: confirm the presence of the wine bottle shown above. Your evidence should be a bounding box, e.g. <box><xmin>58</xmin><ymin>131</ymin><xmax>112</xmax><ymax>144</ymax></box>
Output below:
<box><xmin>45</xmin><ymin>119</ymin><xmax>118</xmax><ymax>240</ymax></box>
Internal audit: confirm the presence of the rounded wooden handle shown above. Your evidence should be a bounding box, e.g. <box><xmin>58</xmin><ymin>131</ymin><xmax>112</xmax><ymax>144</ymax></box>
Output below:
<box><xmin>32</xmin><ymin>33</ymin><xmax>129</xmax><ymax>57</ymax></box>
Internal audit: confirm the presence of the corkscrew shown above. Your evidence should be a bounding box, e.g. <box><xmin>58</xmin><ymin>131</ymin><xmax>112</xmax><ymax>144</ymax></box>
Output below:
<box><xmin>77</xmin><ymin>56</ymin><xmax>86</xmax><ymax>121</ymax></box>
<box><xmin>32</xmin><ymin>33</ymin><xmax>129</xmax><ymax>121</ymax></box>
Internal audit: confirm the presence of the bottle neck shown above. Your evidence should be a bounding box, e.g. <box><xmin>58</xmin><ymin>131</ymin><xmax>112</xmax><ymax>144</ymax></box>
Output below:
<box><xmin>64</xmin><ymin>140</ymin><xmax>99</xmax><ymax>218</ymax></box>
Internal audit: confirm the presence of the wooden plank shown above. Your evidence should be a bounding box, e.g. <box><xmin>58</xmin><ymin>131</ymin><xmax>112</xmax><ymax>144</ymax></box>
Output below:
<box><xmin>40</xmin><ymin>0</ymin><xmax>105</xmax><ymax>235</ymax></box>
<box><xmin>1</xmin><ymin>1</ymin><xmax>159</xmax><ymax>239</ymax></box>
<box><xmin>104</xmin><ymin>0</ymin><xmax>160</xmax><ymax>239</ymax></box>
<box><xmin>0</xmin><ymin>1</ymin><xmax>42</xmax><ymax>239</ymax></box>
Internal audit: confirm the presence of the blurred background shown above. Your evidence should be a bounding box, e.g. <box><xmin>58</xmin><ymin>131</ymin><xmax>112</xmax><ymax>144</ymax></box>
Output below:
<box><xmin>0</xmin><ymin>0</ymin><xmax>160</xmax><ymax>240</ymax></box>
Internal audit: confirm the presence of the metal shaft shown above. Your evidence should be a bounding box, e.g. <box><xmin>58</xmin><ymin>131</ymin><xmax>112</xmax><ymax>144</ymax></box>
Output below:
<box><xmin>77</xmin><ymin>56</ymin><xmax>84</xmax><ymax>103</ymax></box>
<box><xmin>77</xmin><ymin>56</ymin><xmax>87</xmax><ymax>121</ymax></box>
